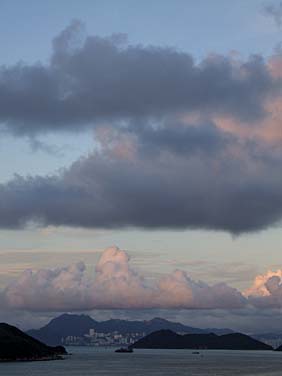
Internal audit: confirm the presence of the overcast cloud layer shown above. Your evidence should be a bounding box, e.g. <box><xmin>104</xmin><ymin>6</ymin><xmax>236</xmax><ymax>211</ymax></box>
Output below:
<box><xmin>0</xmin><ymin>20</ymin><xmax>279</xmax><ymax>134</ymax></box>
<box><xmin>1</xmin><ymin>123</ymin><xmax>282</xmax><ymax>233</ymax></box>
<box><xmin>1</xmin><ymin>246</ymin><xmax>282</xmax><ymax>312</ymax></box>
<box><xmin>1</xmin><ymin>22</ymin><xmax>282</xmax><ymax>233</ymax></box>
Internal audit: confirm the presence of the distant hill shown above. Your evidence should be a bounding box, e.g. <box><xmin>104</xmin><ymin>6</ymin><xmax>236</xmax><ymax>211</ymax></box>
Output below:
<box><xmin>131</xmin><ymin>329</ymin><xmax>273</xmax><ymax>350</ymax></box>
<box><xmin>27</xmin><ymin>314</ymin><xmax>233</xmax><ymax>346</ymax></box>
<box><xmin>28</xmin><ymin>313</ymin><xmax>98</xmax><ymax>346</ymax></box>
<box><xmin>252</xmin><ymin>332</ymin><xmax>282</xmax><ymax>348</ymax></box>
<box><xmin>253</xmin><ymin>332</ymin><xmax>282</xmax><ymax>341</ymax></box>
<box><xmin>0</xmin><ymin>322</ymin><xmax>67</xmax><ymax>361</ymax></box>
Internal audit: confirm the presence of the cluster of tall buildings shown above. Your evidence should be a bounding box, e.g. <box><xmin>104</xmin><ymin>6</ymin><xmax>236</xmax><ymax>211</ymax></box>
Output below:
<box><xmin>62</xmin><ymin>329</ymin><xmax>145</xmax><ymax>347</ymax></box>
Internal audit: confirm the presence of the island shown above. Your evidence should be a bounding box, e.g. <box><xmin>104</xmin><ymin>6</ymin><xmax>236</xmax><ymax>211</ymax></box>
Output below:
<box><xmin>0</xmin><ymin>323</ymin><xmax>67</xmax><ymax>362</ymax></box>
<box><xmin>131</xmin><ymin>329</ymin><xmax>273</xmax><ymax>350</ymax></box>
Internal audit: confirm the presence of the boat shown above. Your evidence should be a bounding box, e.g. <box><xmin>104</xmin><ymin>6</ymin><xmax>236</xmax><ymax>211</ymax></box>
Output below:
<box><xmin>192</xmin><ymin>351</ymin><xmax>200</xmax><ymax>354</ymax></box>
<box><xmin>115</xmin><ymin>347</ymin><xmax>133</xmax><ymax>353</ymax></box>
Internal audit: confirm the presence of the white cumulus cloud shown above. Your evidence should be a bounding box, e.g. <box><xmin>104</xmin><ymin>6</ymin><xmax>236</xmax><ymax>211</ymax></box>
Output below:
<box><xmin>2</xmin><ymin>246</ymin><xmax>247</xmax><ymax>311</ymax></box>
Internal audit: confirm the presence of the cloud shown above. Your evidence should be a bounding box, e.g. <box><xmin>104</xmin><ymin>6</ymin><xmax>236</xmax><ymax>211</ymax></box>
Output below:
<box><xmin>156</xmin><ymin>270</ymin><xmax>245</xmax><ymax>309</ymax></box>
<box><xmin>0</xmin><ymin>22</ymin><xmax>282</xmax><ymax>233</ymax></box>
<box><xmin>2</xmin><ymin>246</ymin><xmax>247</xmax><ymax>311</ymax></box>
<box><xmin>245</xmin><ymin>269</ymin><xmax>282</xmax><ymax>308</ymax></box>
<box><xmin>1</xmin><ymin>121</ymin><xmax>282</xmax><ymax>233</ymax></box>
<box><xmin>263</xmin><ymin>2</ymin><xmax>282</xmax><ymax>26</ymax></box>
<box><xmin>0</xmin><ymin>20</ymin><xmax>279</xmax><ymax>136</ymax></box>
<box><xmin>3</xmin><ymin>246</ymin><xmax>282</xmax><ymax>315</ymax></box>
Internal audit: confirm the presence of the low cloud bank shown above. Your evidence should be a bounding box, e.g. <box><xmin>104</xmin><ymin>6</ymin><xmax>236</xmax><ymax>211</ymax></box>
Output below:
<box><xmin>2</xmin><ymin>246</ymin><xmax>282</xmax><ymax>312</ymax></box>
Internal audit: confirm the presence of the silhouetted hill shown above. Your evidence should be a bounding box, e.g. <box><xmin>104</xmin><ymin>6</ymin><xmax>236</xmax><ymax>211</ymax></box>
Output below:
<box><xmin>27</xmin><ymin>314</ymin><xmax>233</xmax><ymax>346</ymax></box>
<box><xmin>95</xmin><ymin>317</ymin><xmax>215</xmax><ymax>336</ymax></box>
<box><xmin>0</xmin><ymin>323</ymin><xmax>67</xmax><ymax>361</ymax></box>
<box><xmin>132</xmin><ymin>329</ymin><xmax>273</xmax><ymax>350</ymax></box>
<box><xmin>252</xmin><ymin>332</ymin><xmax>282</xmax><ymax>349</ymax></box>
<box><xmin>28</xmin><ymin>314</ymin><xmax>98</xmax><ymax>346</ymax></box>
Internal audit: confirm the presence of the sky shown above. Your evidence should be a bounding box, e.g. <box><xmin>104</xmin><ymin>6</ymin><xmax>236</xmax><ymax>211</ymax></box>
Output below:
<box><xmin>1</xmin><ymin>0</ymin><xmax>282</xmax><ymax>332</ymax></box>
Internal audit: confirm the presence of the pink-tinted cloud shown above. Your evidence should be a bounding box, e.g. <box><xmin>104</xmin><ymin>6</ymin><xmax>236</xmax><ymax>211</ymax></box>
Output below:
<box><xmin>210</xmin><ymin>52</ymin><xmax>282</xmax><ymax>145</ymax></box>
<box><xmin>4</xmin><ymin>247</ymin><xmax>282</xmax><ymax>312</ymax></box>
<box><xmin>245</xmin><ymin>269</ymin><xmax>282</xmax><ymax>308</ymax></box>
<box><xmin>2</xmin><ymin>246</ymin><xmax>247</xmax><ymax>311</ymax></box>
<box><xmin>244</xmin><ymin>269</ymin><xmax>282</xmax><ymax>297</ymax></box>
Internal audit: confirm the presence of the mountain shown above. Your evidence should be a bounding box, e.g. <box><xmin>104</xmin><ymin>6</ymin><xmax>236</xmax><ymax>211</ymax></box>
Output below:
<box><xmin>252</xmin><ymin>332</ymin><xmax>282</xmax><ymax>349</ymax></box>
<box><xmin>0</xmin><ymin>323</ymin><xmax>67</xmax><ymax>362</ymax></box>
<box><xmin>131</xmin><ymin>329</ymin><xmax>273</xmax><ymax>350</ymax></box>
<box><xmin>253</xmin><ymin>332</ymin><xmax>282</xmax><ymax>341</ymax></box>
<box><xmin>203</xmin><ymin>327</ymin><xmax>234</xmax><ymax>335</ymax></box>
<box><xmin>27</xmin><ymin>314</ymin><xmax>233</xmax><ymax>346</ymax></box>
<box><xmin>93</xmin><ymin>317</ymin><xmax>219</xmax><ymax>336</ymax></box>
<box><xmin>28</xmin><ymin>314</ymin><xmax>98</xmax><ymax>346</ymax></box>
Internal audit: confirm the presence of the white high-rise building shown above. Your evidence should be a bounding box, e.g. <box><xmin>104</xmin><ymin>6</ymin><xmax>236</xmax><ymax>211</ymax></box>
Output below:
<box><xmin>89</xmin><ymin>328</ymin><xmax>96</xmax><ymax>336</ymax></box>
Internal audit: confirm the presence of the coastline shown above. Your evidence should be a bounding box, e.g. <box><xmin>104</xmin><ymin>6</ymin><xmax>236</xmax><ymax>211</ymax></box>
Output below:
<box><xmin>0</xmin><ymin>354</ymin><xmax>66</xmax><ymax>363</ymax></box>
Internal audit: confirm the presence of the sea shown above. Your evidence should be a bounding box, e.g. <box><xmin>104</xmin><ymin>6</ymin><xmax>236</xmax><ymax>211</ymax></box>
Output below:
<box><xmin>2</xmin><ymin>347</ymin><xmax>282</xmax><ymax>376</ymax></box>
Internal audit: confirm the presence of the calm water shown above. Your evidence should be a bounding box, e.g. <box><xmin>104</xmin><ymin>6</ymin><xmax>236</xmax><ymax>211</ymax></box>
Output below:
<box><xmin>1</xmin><ymin>347</ymin><xmax>282</xmax><ymax>375</ymax></box>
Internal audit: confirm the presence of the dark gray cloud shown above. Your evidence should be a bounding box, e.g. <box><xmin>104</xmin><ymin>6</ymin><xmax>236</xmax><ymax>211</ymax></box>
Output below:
<box><xmin>264</xmin><ymin>2</ymin><xmax>282</xmax><ymax>26</ymax></box>
<box><xmin>0</xmin><ymin>20</ymin><xmax>279</xmax><ymax>135</ymax></box>
<box><xmin>131</xmin><ymin>121</ymin><xmax>234</xmax><ymax>157</ymax></box>
<box><xmin>0</xmin><ymin>21</ymin><xmax>281</xmax><ymax>233</ymax></box>
<box><xmin>0</xmin><ymin>121</ymin><xmax>282</xmax><ymax>233</ymax></box>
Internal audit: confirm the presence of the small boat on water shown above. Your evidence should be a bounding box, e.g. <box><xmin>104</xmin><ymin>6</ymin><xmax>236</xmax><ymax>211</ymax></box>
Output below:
<box><xmin>192</xmin><ymin>351</ymin><xmax>200</xmax><ymax>354</ymax></box>
<box><xmin>115</xmin><ymin>347</ymin><xmax>133</xmax><ymax>353</ymax></box>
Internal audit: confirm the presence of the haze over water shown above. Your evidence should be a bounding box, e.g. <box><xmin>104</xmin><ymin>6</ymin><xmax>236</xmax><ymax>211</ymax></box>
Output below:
<box><xmin>2</xmin><ymin>348</ymin><xmax>282</xmax><ymax>376</ymax></box>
